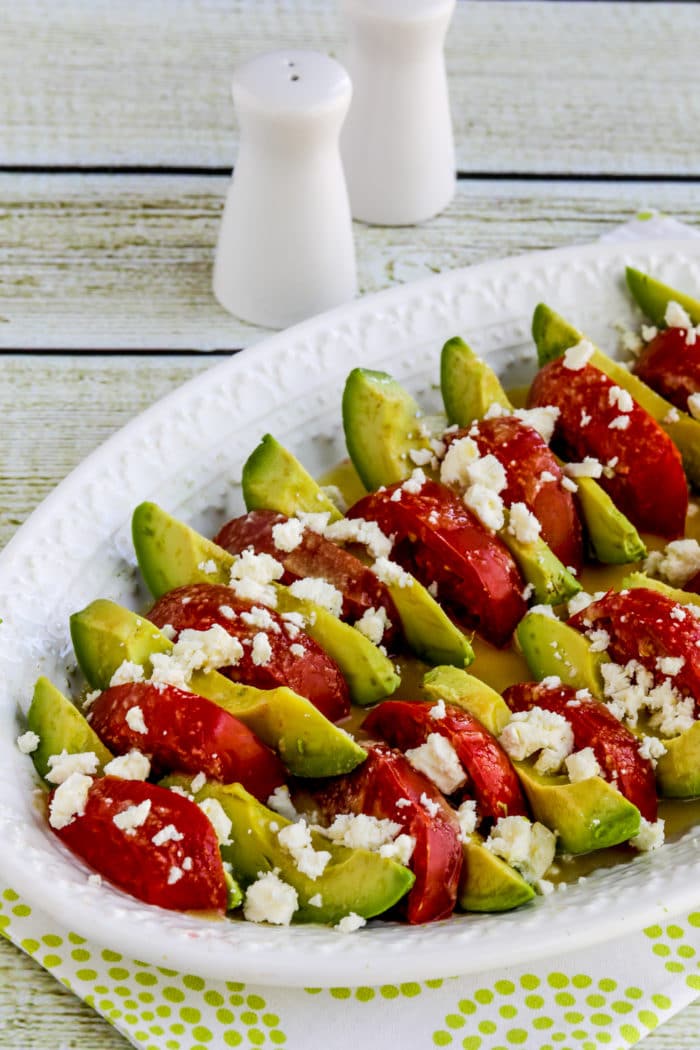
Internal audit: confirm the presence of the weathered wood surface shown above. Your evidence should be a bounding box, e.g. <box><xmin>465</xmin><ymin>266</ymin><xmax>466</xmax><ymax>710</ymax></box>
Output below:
<box><xmin>1</xmin><ymin>174</ymin><xmax>699</xmax><ymax>351</ymax></box>
<box><xmin>2</xmin><ymin>1</ymin><xmax>699</xmax><ymax>175</ymax></box>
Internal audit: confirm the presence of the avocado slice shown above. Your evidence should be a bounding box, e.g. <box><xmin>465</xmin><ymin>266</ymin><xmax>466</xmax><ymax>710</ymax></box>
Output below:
<box><xmin>440</xmin><ymin>336</ymin><xmax>512</xmax><ymax>426</ymax></box>
<box><xmin>532</xmin><ymin>302</ymin><xmax>700</xmax><ymax>488</ymax></box>
<box><xmin>516</xmin><ymin>611</ymin><xmax>608</xmax><ymax>697</ymax></box>
<box><xmin>69</xmin><ymin>600</ymin><xmax>366</xmax><ymax>778</ymax></box>
<box><xmin>514</xmin><ymin>760</ymin><xmax>641</xmax><ymax>854</ymax></box>
<box><xmin>343</xmin><ymin>367</ymin><xmax>580</xmax><ymax>605</ymax></box>
<box><xmin>626</xmin><ymin>267</ymin><xmax>700</xmax><ymax>329</ymax></box>
<box><xmin>620</xmin><ymin>570</ymin><xmax>700</xmax><ymax>611</ymax></box>
<box><xmin>458</xmin><ymin>833</ymin><xmax>534</xmax><ymax>912</ymax></box>
<box><xmin>240</xmin><ymin>437</ymin><xmax>473</xmax><ymax>668</ymax></box>
<box><xmin>654</xmin><ymin>722</ymin><xmax>700</xmax><ymax>798</ymax></box>
<box><xmin>574</xmin><ymin>475</ymin><xmax>647</xmax><ymax>564</ymax></box>
<box><xmin>131</xmin><ymin>502</ymin><xmax>400</xmax><ymax>706</ymax></box>
<box><xmin>422</xmin><ymin>665</ymin><xmax>511</xmax><ymax>735</ymax></box>
<box><xmin>26</xmin><ymin>676</ymin><xmax>113</xmax><ymax>781</ymax></box>
<box><xmin>243</xmin><ymin>434</ymin><xmax>343</xmax><ymax>522</ymax></box>
<box><xmin>162</xmin><ymin>777</ymin><xmax>415</xmax><ymax>923</ymax></box>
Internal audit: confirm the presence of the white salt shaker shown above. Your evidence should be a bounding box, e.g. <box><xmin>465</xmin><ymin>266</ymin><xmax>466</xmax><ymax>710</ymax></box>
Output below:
<box><xmin>213</xmin><ymin>50</ymin><xmax>357</xmax><ymax>329</ymax></box>
<box><xmin>341</xmin><ymin>0</ymin><xmax>456</xmax><ymax>226</ymax></box>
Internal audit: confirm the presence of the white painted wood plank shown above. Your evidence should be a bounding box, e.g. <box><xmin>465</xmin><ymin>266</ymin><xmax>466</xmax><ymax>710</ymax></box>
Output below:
<box><xmin>1</xmin><ymin>1</ymin><xmax>698</xmax><ymax>174</ymax></box>
<box><xmin>1</xmin><ymin>173</ymin><xmax>699</xmax><ymax>351</ymax></box>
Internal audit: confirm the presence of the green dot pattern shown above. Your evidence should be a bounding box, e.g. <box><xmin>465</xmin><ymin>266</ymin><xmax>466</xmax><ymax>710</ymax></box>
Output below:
<box><xmin>0</xmin><ymin>882</ymin><xmax>697</xmax><ymax>1049</ymax></box>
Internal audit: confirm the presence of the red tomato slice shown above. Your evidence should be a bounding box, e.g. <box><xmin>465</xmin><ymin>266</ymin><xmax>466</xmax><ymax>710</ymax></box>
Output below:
<box><xmin>362</xmin><ymin>699</ymin><xmax>527</xmax><ymax>823</ymax></box>
<box><xmin>214</xmin><ymin>510</ymin><xmax>400</xmax><ymax>649</ymax></box>
<box><xmin>446</xmin><ymin>417</ymin><xmax>583</xmax><ymax>571</ymax></box>
<box><xmin>52</xmin><ymin>777</ymin><xmax>228</xmax><ymax>912</ymax></box>
<box><xmin>89</xmin><ymin>681</ymin><xmax>285</xmax><ymax>800</ymax></box>
<box><xmin>307</xmin><ymin>743</ymin><xmax>462</xmax><ymax>924</ymax></box>
<box><xmin>634</xmin><ymin>327</ymin><xmax>700</xmax><ymax>413</ymax></box>
<box><xmin>503</xmin><ymin>681</ymin><xmax>657</xmax><ymax>822</ymax></box>
<box><xmin>148</xmin><ymin>583</ymin><xmax>350</xmax><ymax>722</ymax></box>
<box><xmin>528</xmin><ymin>358</ymin><xmax>688</xmax><ymax>539</ymax></box>
<box><xmin>347</xmin><ymin>480</ymin><xmax>526</xmax><ymax>647</ymax></box>
<box><xmin>568</xmin><ymin>587</ymin><xmax>700</xmax><ymax>716</ymax></box>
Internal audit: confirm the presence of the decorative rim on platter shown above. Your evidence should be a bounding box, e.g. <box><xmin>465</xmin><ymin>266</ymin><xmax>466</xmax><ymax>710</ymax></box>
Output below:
<box><xmin>2</xmin><ymin>238</ymin><xmax>700</xmax><ymax>987</ymax></box>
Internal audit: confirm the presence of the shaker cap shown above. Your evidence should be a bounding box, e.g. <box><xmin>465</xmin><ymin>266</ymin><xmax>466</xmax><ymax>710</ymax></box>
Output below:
<box><xmin>232</xmin><ymin>50</ymin><xmax>351</xmax><ymax>119</ymax></box>
<box><xmin>342</xmin><ymin>0</ymin><xmax>455</xmax><ymax>24</ymax></box>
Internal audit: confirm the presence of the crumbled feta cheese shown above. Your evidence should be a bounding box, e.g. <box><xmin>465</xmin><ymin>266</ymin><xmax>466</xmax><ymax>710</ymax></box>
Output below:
<box><xmin>48</xmin><ymin>772</ymin><xmax>93</xmax><ymax>830</ymax></box>
<box><xmin>198</xmin><ymin>797</ymin><xmax>233</xmax><ymax>845</ymax></box>
<box><xmin>289</xmin><ymin>642</ymin><xmax>305</xmax><ymax>658</ymax></box>
<box><xmin>508</xmin><ymin>502</ymin><xmax>542</xmax><ymax>545</ymax></box>
<box><xmin>46</xmin><ymin>750</ymin><xmax>99</xmax><ymax>785</ymax></box>
<box><xmin>688</xmin><ymin>393</ymin><xmax>700</xmax><ymax>421</ymax></box>
<box><xmin>656</xmin><ymin>655</ymin><xmax>685</xmax><ymax>677</ymax></box>
<box><xmin>167</xmin><ymin>866</ymin><xmax>183</xmax><ymax>884</ymax></box>
<box><xmin>104</xmin><ymin>750</ymin><xmax>151</xmax><ymax>781</ymax></box>
<box><xmin>109</xmin><ymin>660</ymin><xmax>145</xmax><ymax>687</ymax></box>
<box><xmin>321</xmin><ymin>813</ymin><xmax>402</xmax><ymax>851</ymax></box>
<box><xmin>379</xmin><ymin>834</ymin><xmax>416</xmax><ymax>865</ymax></box>
<box><xmin>271</xmin><ymin>518</ymin><xmax>305</xmax><ymax>553</ymax></box>
<box><xmin>631</xmin><ymin>817</ymin><xmax>665</xmax><ymax>852</ymax></box>
<box><xmin>158</xmin><ymin>623</ymin><xmax>177</xmax><ymax>641</ymax></box>
<box><xmin>113</xmin><ymin>799</ymin><xmax>151</xmax><ymax>834</ymax></box>
<box><xmin>638</xmin><ymin>735</ymin><xmax>667</xmax><ymax>768</ymax></box>
<box><xmin>125</xmin><ymin>705</ymin><xmax>148</xmax><ymax>735</ymax></box>
<box><xmin>485</xmin><ymin>817</ymin><xmax>556</xmax><ymax>883</ymax></box>
<box><xmin>528</xmin><ymin>604</ymin><xmax>557</xmax><ymax>619</ymax></box>
<box><xmin>152</xmin><ymin>823</ymin><xmax>184</xmax><ymax>846</ymax></box>
<box><xmin>288</xmin><ymin>578</ymin><xmax>343</xmax><ymax>617</ymax></box>
<box><xmin>664</xmin><ymin>407</ymin><xmax>681</xmax><ymax>424</ymax></box>
<box><xmin>244</xmin><ymin>869</ymin><xmax>298</xmax><ymax>925</ymax></box>
<box><xmin>405</xmin><ymin>732</ymin><xmax>467</xmax><ymax>794</ymax></box>
<box><xmin>463</xmin><ymin>484</ymin><xmax>505</xmax><ymax>532</ymax></box>
<box><xmin>562</xmin><ymin>339</ymin><xmax>594</xmax><ymax>371</ymax></box>
<box><xmin>88</xmin><ymin>873</ymin><xmax>102</xmax><ymax>887</ymax></box>
<box><xmin>466</xmin><ymin>454</ymin><xmax>507</xmax><ymax>494</ymax></box>
<box><xmin>579</xmin><ymin>409</ymin><xmax>592</xmax><ymax>428</ymax></box>
<box><xmin>608</xmin><ymin>385</ymin><xmax>634</xmax><ymax>413</ymax></box>
<box><xmin>150</xmin><ymin>624</ymin><xmax>244</xmax><ymax>689</ymax></box>
<box><xmin>296</xmin><ymin>511</ymin><xmax>331</xmax><ymax>534</ymax></box>
<box><xmin>228</xmin><ymin>549</ymin><xmax>284</xmax><ymax>606</ymax></box>
<box><xmin>647</xmin><ymin>683</ymin><xmax>694</xmax><ymax>737</ymax></box>
<box><xmin>240</xmin><ymin>606</ymin><xmax>279</xmax><ymax>632</ymax></box>
<box><xmin>324</xmin><ymin>517</ymin><xmax>393</xmax><ymax>560</ymax></box>
<box><xmin>408</xmin><ymin>447</ymin><xmax>434</xmax><ymax>467</ymax></box>
<box><xmin>665</xmin><ymin>300</ymin><xmax>693</xmax><ymax>329</ymax></box>
<box><xmin>335</xmin><ymin>912</ymin><xmax>366</xmax><ymax>933</ymax></box>
<box><xmin>439</xmin><ymin>437</ymin><xmax>480</xmax><ymax>487</ymax></box>
<box><xmin>564</xmin><ymin>457</ymin><xmax>603</xmax><ymax>479</ymax></box>
<box><xmin>609</xmin><ymin>415</ymin><xmax>630</xmax><ymax>431</ymax></box>
<box><xmin>354</xmin><ymin>606</ymin><xmax>390</xmax><ymax>646</ymax></box>
<box><xmin>251</xmin><ymin>632</ymin><xmax>273</xmax><ymax>666</ymax></box>
<box><xmin>267</xmin><ymin>785</ymin><xmax>299</xmax><ymax>821</ymax></box>
<box><xmin>641</xmin><ymin>324</ymin><xmax>658</xmax><ymax>343</ymax></box>
<box><xmin>455</xmin><ymin>799</ymin><xmax>478</xmax><ymax>842</ymax></box>
<box><xmin>372</xmin><ymin>557</ymin><xmax>413</xmax><ymax>589</ymax></box>
<box><xmin>499</xmin><ymin>708</ymin><xmax>574</xmax><ymax>775</ymax></box>
<box><xmin>278</xmin><ymin>819</ymin><xmax>331</xmax><ymax>881</ymax></box>
<box><xmin>429</xmin><ymin>699</ymin><xmax>447</xmax><ymax>720</ymax></box>
<box><xmin>420</xmin><ymin>792</ymin><xmax>440</xmax><ymax>818</ymax></box>
<box><xmin>16</xmin><ymin>730</ymin><xmax>40</xmax><ymax>755</ymax></box>
<box><xmin>586</xmin><ymin>628</ymin><xmax>610</xmax><ymax>653</ymax></box>
<box><xmin>540</xmin><ymin>470</ymin><xmax>557</xmax><ymax>484</ymax></box>
<box><xmin>513</xmin><ymin>406</ymin><xmax>560</xmax><ymax>444</ymax></box>
<box><xmin>561</xmin><ymin>476</ymin><xmax>578</xmax><ymax>493</ymax></box>
<box><xmin>395</xmin><ymin>797</ymin><xmax>411</xmax><ymax>809</ymax></box>
<box><xmin>218</xmin><ymin>604</ymin><xmax>236</xmax><ymax>621</ymax></box>
<box><xmin>567</xmin><ymin>590</ymin><xmax>601</xmax><ymax>617</ymax></box>
<box><xmin>540</xmin><ymin>676</ymin><xmax>562</xmax><ymax>688</ymax></box>
<box><xmin>564</xmin><ymin>747</ymin><xmax>601</xmax><ymax>783</ymax></box>
<box><xmin>308</xmin><ymin>893</ymin><xmax>323</xmax><ymax>908</ymax></box>
<box><xmin>198</xmin><ymin>559</ymin><xmax>218</xmax><ymax>575</ymax></box>
<box><xmin>402</xmin><ymin>468</ymin><xmax>427</xmax><ymax>494</ymax></box>
<box><xmin>190</xmin><ymin>771</ymin><xmax>207</xmax><ymax>793</ymax></box>
<box><xmin>644</xmin><ymin>539</ymin><xmax>700</xmax><ymax>586</ymax></box>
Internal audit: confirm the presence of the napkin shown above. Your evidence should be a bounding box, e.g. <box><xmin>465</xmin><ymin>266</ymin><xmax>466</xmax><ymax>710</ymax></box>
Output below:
<box><xmin>5</xmin><ymin>213</ymin><xmax>700</xmax><ymax>1050</ymax></box>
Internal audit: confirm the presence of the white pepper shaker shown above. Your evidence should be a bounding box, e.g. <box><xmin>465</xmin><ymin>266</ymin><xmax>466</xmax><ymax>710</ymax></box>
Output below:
<box><xmin>341</xmin><ymin>0</ymin><xmax>456</xmax><ymax>226</ymax></box>
<box><xmin>213</xmin><ymin>50</ymin><xmax>357</xmax><ymax>329</ymax></box>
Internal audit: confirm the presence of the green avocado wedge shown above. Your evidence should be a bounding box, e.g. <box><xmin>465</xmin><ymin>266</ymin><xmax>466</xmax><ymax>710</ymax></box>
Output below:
<box><xmin>532</xmin><ymin>302</ymin><xmax>700</xmax><ymax>488</ymax></box>
<box><xmin>439</xmin><ymin>335</ymin><xmax>644</xmax><ymax>564</ymax></box>
<box><xmin>514</xmin><ymin>761</ymin><xmax>641</xmax><ymax>854</ymax></box>
<box><xmin>626</xmin><ymin>267</ymin><xmax>700</xmax><ymax>328</ymax></box>
<box><xmin>241</xmin><ymin>438</ymin><xmax>473</xmax><ymax>669</ymax></box>
<box><xmin>654</xmin><ymin>723</ymin><xmax>700</xmax><ymax>798</ymax></box>
<box><xmin>69</xmin><ymin>599</ymin><xmax>366</xmax><ymax>778</ymax></box>
<box><xmin>422</xmin><ymin>665</ymin><xmax>511</xmax><ymax>735</ymax></box>
<box><xmin>620</xmin><ymin>571</ymin><xmax>700</xmax><ymax>611</ymax></box>
<box><xmin>343</xmin><ymin>367</ymin><xmax>580</xmax><ymax>605</ymax></box>
<box><xmin>458</xmin><ymin>834</ymin><xmax>534</xmax><ymax>912</ymax></box>
<box><xmin>516</xmin><ymin>611</ymin><xmax>608</xmax><ymax>697</ymax></box>
<box><xmin>26</xmin><ymin>676</ymin><xmax>113</xmax><ymax>781</ymax></box>
<box><xmin>161</xmin><ymin>778</ymin><xmax>415</xmax><ymax>924</ymax></box>
<box><xmin>131</xmin><ymin>501</ymin><xmax>400</xmax><ymax>706</ymax></box>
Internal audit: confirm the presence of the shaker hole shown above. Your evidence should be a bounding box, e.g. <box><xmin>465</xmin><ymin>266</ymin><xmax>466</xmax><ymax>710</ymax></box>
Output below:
<box><xmin>286</xmin><ymin>60</ymin><xmax>296</xmax><ymax>67</ymax></box>
<box><xmin>290</xmin><ymin>74</ymin><xmax>300</xmax><ymax>82</ymax></box>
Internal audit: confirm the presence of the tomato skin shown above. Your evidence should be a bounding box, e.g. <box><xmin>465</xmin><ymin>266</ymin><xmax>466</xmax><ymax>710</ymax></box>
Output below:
<box><xmin>528</xmin><ymin>359</ymin><xmax>688</xmax><ymax>539</ymax></box>
<box><xmin>446</xmin><ymin>418</ymin><xmax>583</xmax><ymax>570</ymax></box>
<box><xmin>52</xmin><ymin>777</ymin><xmax>228</xmax><ymax>912</ymax></box>
<box><xmin>362</xmin><ymin>700</ymin><xmax>527</xmax><ymax>824</ymax></box>
<box><xmin>347</xmin><ymin>480</ymin><xmax>526</xmax><ymax>647</ymax></box>
<box><xmin>503</xmin><ymin>681</ymin><xmax>658</xmax><ymax>822</ymax></box>
<box><xmin>214</xmin><ymin>510</ymin><xmax>400</xmax><ymax>649</ymax></box>
<box><xmin>89</xmin><ymin>682</ymin><xmax>285</xmax><ymax>800</ymax></box>
<box><xmin>307</xmin><ymin>744</ymin><xmax>463</xmax><ymax>924</ymax></box>
<box><xmin>568</xmin><ymin>587</ymin><xmax>700</xmax><ymax>716</ymax></box>
<box><xmin>148</xmin><ymin>582</ymin><xmax>350</xmax><ymax>722</ymax></box>
<box><xmin>634</xmin><ymin>327</ymin><xmax>700</xmax><ymax>412</ymax></box>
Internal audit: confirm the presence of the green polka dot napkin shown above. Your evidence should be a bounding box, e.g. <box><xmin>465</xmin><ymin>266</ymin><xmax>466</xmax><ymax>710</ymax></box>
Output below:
<box><xmin>1</xmin><ymin>881</ymin><xmax>700</xmax><ymax>1049</ymax></box>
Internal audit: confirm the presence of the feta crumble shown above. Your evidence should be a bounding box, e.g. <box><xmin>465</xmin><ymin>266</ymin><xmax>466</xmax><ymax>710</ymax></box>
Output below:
<box><xmin>354</xmin><ymin>606</ymin><xmax>390</xmax><ymax>646</ymax></box>
<box><xmin>508</xmin><ymin>502</ymin><xmax>542</xmax><ymax>545</ymax></box>
<box><xmin>562</xmin><ymin>339</ymin><xmax>594</xmax><ymax>371</ymax></box>
<box><xmin>288</xmin><ymin>578</ymin><xmax>343</xmax><ymax>617</ymax></box>
<box><xmin>484</xmin><ymin>817</ymin><xmax>556</xmax><ymax>883</ymax></box>
<box><xmin>564</xmin><ymin>457</ymin><xmax>603</xmax><ymax>480</ymax></box>
<box><xmin>564</xmin><ymin>747</ymin><xmax>601</xmax><ymax>783</ymax></box>
<box><xmin>405</xmin><ymin>733</ymin><xmax>467</xmax><ymax>794</ymax></box>
<box><xmin>631</xmin><ymin>817</ymin><xmax>665</xmax><ymax>852</ymax></box>
<box><xmin>644</xmin><ymin>539</ymin><xmax>700</xmax><ymax>587</ymax></box>
<box><xmin>104</xmin><ymin>750</ymin><xmax>151</xmax><ymax>781</ymax></box>
<box><xmin>150</xmin><ymin>624</ymin><xmax>244</xmax><ymax>689</ymax></box>
<box><xmin>46</xmin><ymin>750</ymin><xmax>99</xmax><ymax>785</ymax></box>
<box><xmin>251</xmin><ymin>632</ymin><xmax>273</xmax><ymax>666</ymax></box>
<box><xmin>463</xmin><ymin>484</ymin><xmax>505</xmax><ymax>532</ymax></box>
<box><xmin>16</xmin><ymin>730</ymin><xmax>40</xmax><ymax>755</ymax></box>
<box><xmin>243</xmin><ymin>869</ymin><xmax>298</xmax><ymax>925</ymax></box>
<box><xmin>267</xmin><ymin>785</ymin><xmax>299</xmax><ymax>822</ymax></box>
<box><xmin>372</xmin><ymin>557</ymin><xmax>413</xmax><ymax>589</ymax></box>
<box><xmin>152</xmin><ymin>823</ymin><xmax>184</xmax><ymax>846</ymax></box>
<box><xmin>324</xmin><ymin>517</ymin><xmax>393</xmax><ymax>560</ymax></box>
<box><xmin>665</xmin><ymin>300</ymin><xmax>693</xmax><ymax>330</ymax></box>
<box><xmin>109</xmin><ymin>660</ymin><xmax>145</xmax><ymax>687</ymax></box>
<box><xmin>271</xmin><ymin>518</ymin><xmax>305</xmax><ymax>553</ymax></box>
<box><xmin>688</xmin><ymin>393</ymin><xmax>700</xmax><ymax>421</ymax></box>
<box><xmin>419</xmin><ymin>792</ymin><xmax>440</xmax><ymax>818</ymax></box>
<box><xmin>513</xmin><ymin>406</ymin><xmax>560</xmax><ymax>444</ymax></box>
<box><xmin>439</xmin><ymin>436</ymin><xmax>480</xmax><ymax>487</ymax></box>
<box><xmin>499</xmin><ymin>708</ymin><xmax>574</xmax><ymax>775</ymax></box>
<box><xmin>335</xmin><ymin>912</ymin><xmax>366</xmax><ymax>933</ymax></box>
<box><xmin>608</xmin><ymin>385</ymin><xmax>634</xmax><ymax>413</ymax></box>
<box><xmin>113</xmin><ymin>799</ymin><xmax>151</xmax><ymax>834</ymax></box>
<box><xmin>198</xmin><ymin>797</ymin><xmax>233</xmax><ymax>846</ymax></box>
<box><xmin>455</xmin><ymin>799</ymin><xmax>478</xmax><ymax>842</ymax></box>
<box><xmin>277</xmin><ymin>819</ymin><xmax>331</xmax><ymax>881</ymax></box>
<box><xmin>48</xmin><ymin>772</ymin><xmax>93</xmax><ymax>830</ymax></box>
<box><xmin>321</xmin><ymin>813</ymin><xmax>402</xmax><ymax>851</ymax></box>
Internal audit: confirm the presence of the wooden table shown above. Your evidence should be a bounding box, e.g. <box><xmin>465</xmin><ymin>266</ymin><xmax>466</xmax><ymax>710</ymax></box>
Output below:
<box><xmin>1</xmin><ymin>1</ymin><xmax>698</xmax><ymax>1045</ymax></box>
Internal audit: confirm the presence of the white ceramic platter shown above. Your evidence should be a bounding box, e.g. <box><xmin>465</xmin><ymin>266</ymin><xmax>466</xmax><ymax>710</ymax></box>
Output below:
<box><xmin>3</xmin><ymin>239</ymin><xmax>700</xmax><ymax>987</ymax></box>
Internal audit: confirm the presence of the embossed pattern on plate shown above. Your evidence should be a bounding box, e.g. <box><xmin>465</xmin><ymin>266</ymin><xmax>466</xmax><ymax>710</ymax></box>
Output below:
<box><xmin>2</xmin><ymin>240</ymin><xmax>700</xmax><ymax>987</ymax></box>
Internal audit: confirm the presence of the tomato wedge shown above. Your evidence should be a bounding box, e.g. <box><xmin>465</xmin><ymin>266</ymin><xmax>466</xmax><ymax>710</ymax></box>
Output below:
<box><xmin>446</xmin><ymin>417</ymin><xmax>583</xmax><ymax>570</ymax></box>
<box><xmin>148</xmin><ymin>582</ymin><xmax>350</xmax><ymax>722</ymax></box>
<box><xmin>634</xmin><ymin>327</ymin><xmax>700</xmax><ymax>413</ymax></box>
<box><xmin>362</xmin><ymin>699</ymin><xmax>527</xmax><ymax>823</ymax></box>
<box><xmin>504</xmin><ymin>681</ymin><xmax>657</xmax><ymax>822</ymax></box>
<box><xmin>568</xmin><ymin>587</ymin><xmax>700</xmax><ymax>714</ymax></box>
<box><xmin>214</xmin><ymin>510</ymin><xmax>399</xmax><ymax>648</ymax></box>
<box><xmin>88</xmin><ymin>681</ymin><xmax>285</xmax><ymax>799</ymax></box>
<box><xmin>52</xmin><ymin>777</ymin><xmax>228</xmax><ymax>912</ymax></box>
<box><xmin>348</xmin><ymin>479</ymin><xmax>526</xmax><ymax>647</ymax></box>
<box><xmin>306</xmin><ymin>743</ymin><xmax>462</xmax><ymax>924</ymax></box>
<box><xmin>528</xmin><ymin>358</ymin><xmax>688</xmax><ymax>539</ymax></box>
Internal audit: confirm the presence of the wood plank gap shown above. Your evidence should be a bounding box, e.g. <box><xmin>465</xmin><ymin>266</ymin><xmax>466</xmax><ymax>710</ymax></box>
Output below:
<box><xmin>0</xmin><ymin>348</ymin><xmax>239</xmax><ymax>357</ymax></box>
